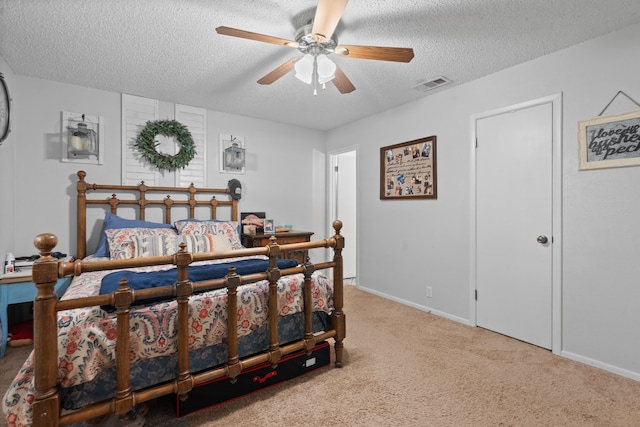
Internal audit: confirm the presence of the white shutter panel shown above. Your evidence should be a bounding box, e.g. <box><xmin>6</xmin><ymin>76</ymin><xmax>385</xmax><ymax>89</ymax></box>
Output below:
<box><xmin>121</xmin><ymin>94</ymin><xmax>159</xmax><ymax>185</ymax></box>
<box><xmin>175</xmin><ymin>104</ymin><xmax>207</xmax><ymax>187</ymax></box>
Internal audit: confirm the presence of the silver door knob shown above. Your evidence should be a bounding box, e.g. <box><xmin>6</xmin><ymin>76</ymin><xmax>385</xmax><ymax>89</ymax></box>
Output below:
<box><xmin>537</xmin><ymin>235</ymin><xmax>548</xmax><ymax>244</ymax></box>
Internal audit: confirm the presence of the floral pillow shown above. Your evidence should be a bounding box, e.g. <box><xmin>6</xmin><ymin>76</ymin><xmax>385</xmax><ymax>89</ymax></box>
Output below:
<box><xmin>94</xmin><ymin>213</ymin><xmax>174</xmax><ymax>257</ymax></box>
<box><xmin>174</xmin><ymin>220</ymin><xmax>243</xmax><ymax>250</ymax></box>
<box><xmin>130</xmin><ymin>233</ymin><xmax>234</xmax><ymax>258</ymax></box>
<box><xmin>105</xmin><ymin>228</ymin><xmax>178</xmax><ymax>259</ymax></box>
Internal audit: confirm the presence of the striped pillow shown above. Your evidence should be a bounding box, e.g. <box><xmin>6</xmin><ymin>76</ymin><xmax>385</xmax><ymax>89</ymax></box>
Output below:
<box><xmin>174</xmin><ymin>220</ymin><xmax>243</xmax><ymax>250</ymax></box>
<box><xmin>130</xmin><ymin>233</ymin><xmax>234</xmax><ymax>258</ymax></box>
<box><xmin>105</xmin><ymin>227</ymin><xmax>178</xmax><ymax>260</ymax></box>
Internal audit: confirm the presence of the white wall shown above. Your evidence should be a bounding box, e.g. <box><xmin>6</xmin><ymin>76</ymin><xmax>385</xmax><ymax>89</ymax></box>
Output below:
<box><xmin>327</xmin><ymin>23</ymin><xmax>640</xmax><ymax>379</ymax></box>
<box><xmin>7</xmin><ymin>76</ymin><xmax>327</xmax><ymax>260</ymax></box>
<box><xmin>0</xmin><ymin>56</ymin><xmax>16</xmax><ymax>264</ymax></box>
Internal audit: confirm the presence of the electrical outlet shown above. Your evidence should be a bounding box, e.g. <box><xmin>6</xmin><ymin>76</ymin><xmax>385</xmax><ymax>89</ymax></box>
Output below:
<box><xmin>426</xmin><ymin>286</ymin><xmax>433</xmax><ymax>298</ymax></box>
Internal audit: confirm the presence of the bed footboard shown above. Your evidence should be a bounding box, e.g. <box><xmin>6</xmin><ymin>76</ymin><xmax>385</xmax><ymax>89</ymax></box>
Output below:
<box><xmin>28</xmin><ymin>222</ymin><xmax>345</xmax><ymax>427</ymax></box>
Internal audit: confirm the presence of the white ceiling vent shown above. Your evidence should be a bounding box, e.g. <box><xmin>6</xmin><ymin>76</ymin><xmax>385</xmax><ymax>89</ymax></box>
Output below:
<box><xmin>413</xmin><ymin>76</ymin><xmax>452</xmax><ymax>92</ymax></box>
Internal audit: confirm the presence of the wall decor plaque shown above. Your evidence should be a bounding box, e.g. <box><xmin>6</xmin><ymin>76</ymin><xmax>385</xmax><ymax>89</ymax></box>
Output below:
<box><xmin>578</xmin><ymin>110</ymin><xmax>640</xmax><ymax>170</ymax></box>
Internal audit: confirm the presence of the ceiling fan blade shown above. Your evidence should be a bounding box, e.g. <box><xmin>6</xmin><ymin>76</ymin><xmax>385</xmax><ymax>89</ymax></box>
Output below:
<box><xmin>332</xmin><ymin>65</ymin><xmax>356</xmax><ymax>94</ymax></box>
<box><xmin>335</xmin><ymin>45</ymin><xmax>414</xmax><ymax>62</ymax></box>
<box><xmin>257</xmin><ymin>57</ymin><xmax>300</xmax><ymax>85</ymax></box>
<box><xmin>216</xmin><ymin>26</ymin><xmax>299</xmax><ymax>48</ymax></box>
<box><xmin>311</xmin><ymin>0</ymin><xmax>349</xmax><ymax>43</ymax></box>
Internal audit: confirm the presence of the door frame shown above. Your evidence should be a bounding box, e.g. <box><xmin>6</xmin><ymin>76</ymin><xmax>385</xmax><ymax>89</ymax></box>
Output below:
<box><xmin>328</xmin><ymin>145</ymin><xmax>359</xmax><ymax>281</ymax></box>
<box><xmin>469</xmin><ymin>93</ymin><xmax>563</xmax><ymax>354</ymax></box>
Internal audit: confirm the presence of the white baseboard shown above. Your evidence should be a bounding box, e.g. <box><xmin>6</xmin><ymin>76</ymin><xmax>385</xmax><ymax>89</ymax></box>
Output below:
<box><xmin>560</xmin><ymin>350</ymin><xmax>640</xmax><ymax>382</ymax></box>
<box><xmin>355</xmin><ymin>284</ymin><xmax>473</xmax><ymax>327</ymax></box>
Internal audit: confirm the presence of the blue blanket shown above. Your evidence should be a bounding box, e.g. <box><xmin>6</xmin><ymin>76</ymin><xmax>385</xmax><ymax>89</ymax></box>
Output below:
<box><xmin>100</xmin><ymin>258</ymin><xmax>298</xmax><ymax>309</ymax></box>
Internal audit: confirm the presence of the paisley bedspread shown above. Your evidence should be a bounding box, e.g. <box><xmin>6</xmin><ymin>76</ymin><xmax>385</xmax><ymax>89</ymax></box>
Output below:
<box><xmin>2</xmin><ymin>255</ymin><xmax>333</xmax><ymax>427</ymax></box>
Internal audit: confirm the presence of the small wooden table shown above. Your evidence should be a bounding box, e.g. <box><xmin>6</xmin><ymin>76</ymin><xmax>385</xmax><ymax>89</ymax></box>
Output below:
<box><xmin>0</xmin><ymin>274</ymin><xmax>72</xmax><ymax>358</ymax></box>
<box><xmin>241</xmin><ymin>231</ymin><xmax>314</xmax><ymax>265</ymax></box>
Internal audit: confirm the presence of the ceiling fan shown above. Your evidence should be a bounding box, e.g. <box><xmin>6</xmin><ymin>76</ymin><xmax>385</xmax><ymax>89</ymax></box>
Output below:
<box><xmin>216</xmin><ymin>0</ymin><xmax>414</xmax><ymax>95</ymax></box>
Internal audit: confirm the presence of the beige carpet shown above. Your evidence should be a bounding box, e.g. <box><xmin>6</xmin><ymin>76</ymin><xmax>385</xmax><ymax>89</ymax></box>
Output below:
<box><xmin>2</xmin><ymin>284</ymin><xmax>640</xmax><ymax>426</ymax></box>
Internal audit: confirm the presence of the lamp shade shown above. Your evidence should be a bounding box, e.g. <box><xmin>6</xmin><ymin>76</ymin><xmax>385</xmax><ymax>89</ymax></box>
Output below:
<box><xmin>316</xmin><ymin>54</ymin><xmax>336</xmax><ymax>84</ymax></box>
<box><xmin>294</xmin><ymin>54</ymin><xmax>314</xmax><ymax>84</ymax></box>
<box><xmin>68</xmin><ymin>121</ymin><xmax>97</xmax><ymax>155</ymax></box>
<box><xmin>224</xmin><ymin>142</ymin><xmax>245</xmax><ymax>171</ymax></box>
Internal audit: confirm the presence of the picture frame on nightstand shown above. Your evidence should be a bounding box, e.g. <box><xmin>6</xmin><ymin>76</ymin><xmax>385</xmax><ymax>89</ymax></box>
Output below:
<box><xmin>263</xmin><ymin>219</ymin><xmax>275</xmax><ymax>234</ymax></box>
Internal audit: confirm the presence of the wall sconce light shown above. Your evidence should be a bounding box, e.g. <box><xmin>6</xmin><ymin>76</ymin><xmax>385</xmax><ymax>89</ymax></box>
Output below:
<box><xmin>62</xmin><ymin>111</ymin><xmax>104</xmax><ymax>165</ymax></box>
<box><xmin>224</xmin><ymin>141</ymin><xmax>245</xmax><ymax>170</ymax></box>
<box><xmin>68</xmin><ymin>118</ymin><xmax>96</xmax><ymax>154</ymax></box>
<box><xmin>219</xmin><ymin>134</ymin><xmax>245</xmax><ymax>174</ymax></box>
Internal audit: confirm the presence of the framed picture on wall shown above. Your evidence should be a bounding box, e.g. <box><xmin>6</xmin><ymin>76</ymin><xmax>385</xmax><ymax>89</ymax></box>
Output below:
<box><xmin>578</xmin><ymin>110</ymin><xmax>640</xmax><ymax>170</ymax></box>
<box><xmin>380</xmin><ymin>136</ymin><xmax>437</xmax><ymax>199</ymax></box>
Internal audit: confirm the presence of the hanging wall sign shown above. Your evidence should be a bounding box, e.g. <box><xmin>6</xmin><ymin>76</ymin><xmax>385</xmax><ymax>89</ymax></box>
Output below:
<box><xmin>380</xmin><ymin>136</ymin><xmax>437</xmax><ymax>199</ymax></box>
<box><xmin>578</xmin><ymin>110</ymin><xmax>640</xmax><ymax>170</ymax></box>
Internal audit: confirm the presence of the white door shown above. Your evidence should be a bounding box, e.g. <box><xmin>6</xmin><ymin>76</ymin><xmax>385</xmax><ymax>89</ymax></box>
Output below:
<box><xmin>332</xmin><ymin>150</ymin><xmax>357</xmax><ymax>279</ymax></box>
<box><xmin>476</xmin><ymin>102</ymin><xmax>553</xmax><ymax>349</ymax></box>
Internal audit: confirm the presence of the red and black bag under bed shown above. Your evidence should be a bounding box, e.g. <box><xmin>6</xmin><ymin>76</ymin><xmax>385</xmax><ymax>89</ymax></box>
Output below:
<box><xmin>173</xmin><ymin>341</ymin><xmax>330</xmax><ymax>417</ymax></box>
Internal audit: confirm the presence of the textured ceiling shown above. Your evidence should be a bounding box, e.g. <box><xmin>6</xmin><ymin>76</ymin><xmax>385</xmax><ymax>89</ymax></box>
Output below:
<box><xmin>2</xmin><ymin>0</ymin><xmax>640</xmax><ymax>131</ymax></box>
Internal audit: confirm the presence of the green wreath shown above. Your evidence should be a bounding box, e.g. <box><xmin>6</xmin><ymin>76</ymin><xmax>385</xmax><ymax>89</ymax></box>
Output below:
<box><xmin>135</xmin><ymin>119</ymin><xmax>197</xmax><ymax>171</ymax></box>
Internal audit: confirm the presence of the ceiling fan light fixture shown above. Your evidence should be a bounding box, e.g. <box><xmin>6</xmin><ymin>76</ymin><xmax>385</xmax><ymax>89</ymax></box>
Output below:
<box><xmin>217</xmin><ymin>0</ymin><xmax>413</xmax><ymax>95</ymax></box>
<box><xmin>316</xmin><ymin>54</ymin><xmax>336</xmax><ymax>84</ymax></box>
<box><xmin>294</xmin><ymin>54</ymin><xmax>315</xmax><ymax>84</ymax></box>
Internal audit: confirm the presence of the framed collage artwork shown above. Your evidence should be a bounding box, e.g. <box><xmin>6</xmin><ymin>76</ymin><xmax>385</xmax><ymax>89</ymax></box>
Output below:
<box><xmin>380</xmin><ymin>136</ymin><xmax>437</xmax><ymax>200</ymax></box>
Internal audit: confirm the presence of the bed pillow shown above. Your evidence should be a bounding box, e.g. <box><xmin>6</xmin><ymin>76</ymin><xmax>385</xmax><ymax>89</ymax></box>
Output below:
<box><xmin>130</xmin><ymin>233</ymin><xmax>234</xmax><ymax>258</ymax></box>
<box><xmin>174</xmin><ymin>218</ymin><xmax>242</xmax><ymax>238</ymax></box>
<box><xmin>94</xmin><ymin>213</ymin><xmax>174</xmax><ymax>257</ymax></box>
<box><xmin>105</xmin><ymin>227</ymin><xmax>178</xmax><ymax>260</ymax></box>
<box><xmin>174</xmin><ymin>220</ymin><xmax>243</xmax><ymax>250</ymax></box>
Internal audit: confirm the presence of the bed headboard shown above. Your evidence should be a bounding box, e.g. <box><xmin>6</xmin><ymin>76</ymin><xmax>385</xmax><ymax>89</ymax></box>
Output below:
<box><xmin>76</xmin><ymin>170</ymin><xmax>239</xmax><ymax>259</ymax></box>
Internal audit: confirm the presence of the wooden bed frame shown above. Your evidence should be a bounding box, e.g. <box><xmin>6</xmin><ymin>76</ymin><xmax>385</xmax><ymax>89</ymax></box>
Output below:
<box><xmin>29</xmin><ymin>171</ymin><xmax>345</xmax><ymax>427</ymax></box>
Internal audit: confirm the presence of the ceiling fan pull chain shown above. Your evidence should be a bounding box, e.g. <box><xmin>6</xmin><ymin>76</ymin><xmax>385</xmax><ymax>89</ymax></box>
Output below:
<box><xmin>313</xmin><ymin>56</ymin><xmax>318</xmax><ymax>96</ymax></box>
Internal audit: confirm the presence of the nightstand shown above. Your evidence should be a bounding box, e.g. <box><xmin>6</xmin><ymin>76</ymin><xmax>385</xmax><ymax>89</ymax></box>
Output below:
<box><xmin>0</xmin><ymin>275</ymin><xmax>72</xmax><ymax>358</ymax></box>
<box><xmin>241</xmin><ymin>231</ymin><xmax>314</xmax><ymax>265</ymax></box>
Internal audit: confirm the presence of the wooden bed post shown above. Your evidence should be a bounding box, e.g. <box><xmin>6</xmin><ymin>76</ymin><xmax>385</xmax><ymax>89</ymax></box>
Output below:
<box><xmin>76</xmin><ymin>171</ymin><xmax>88</xmax><ymax>259</ymax></box>
<box><xmin>189</xmin><ymin>184</ymin><xmax>197</xmax><ymax>218</ymax></box>
<box><xmin>330</xmin><ymin>220</ymin><xmax>346</xmax><ymax>368</ymax></box>
<box><xmin>266</xmin><ymin>237</ymin><xmax>282</xmax><ymax>366</ymax></box>
<box><xmin>302</xmin><ymin>259</ymin><xmax>316</xmax><ymax>352</ymax></box>
<box><xmin>224</xmin><ymin>267</ymin><xmax>241</xmax><ymax>381</ymax></box>
<box><xmin>174</xmin><ymin>243</ymin><xmax>194</xmax><ymax>398</ymax></box>
<box><xmin>163</xmin><ymin>195</ymin><xmax>174</xmax><ymax>225</ymax></box>
<box><xmin>31</xmin><ymin>234</ymin><xmax>62</xmax><ymax>427</ymax></box>
<box><xmin>113</xmin><ymin>279</ymin><xmax>134</xmax><ymax>415</ymax></box>
<box><xmin>137</xmin><ymin>181</ymin><xmax>147</xmax><ymax>221</ymax></box>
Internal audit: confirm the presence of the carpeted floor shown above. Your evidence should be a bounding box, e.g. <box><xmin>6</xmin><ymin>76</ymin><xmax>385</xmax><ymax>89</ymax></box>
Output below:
<box><xmin>2</xmin><ymin>284</ymin><xmax>640</xmax><ymax>426</ymax></box>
